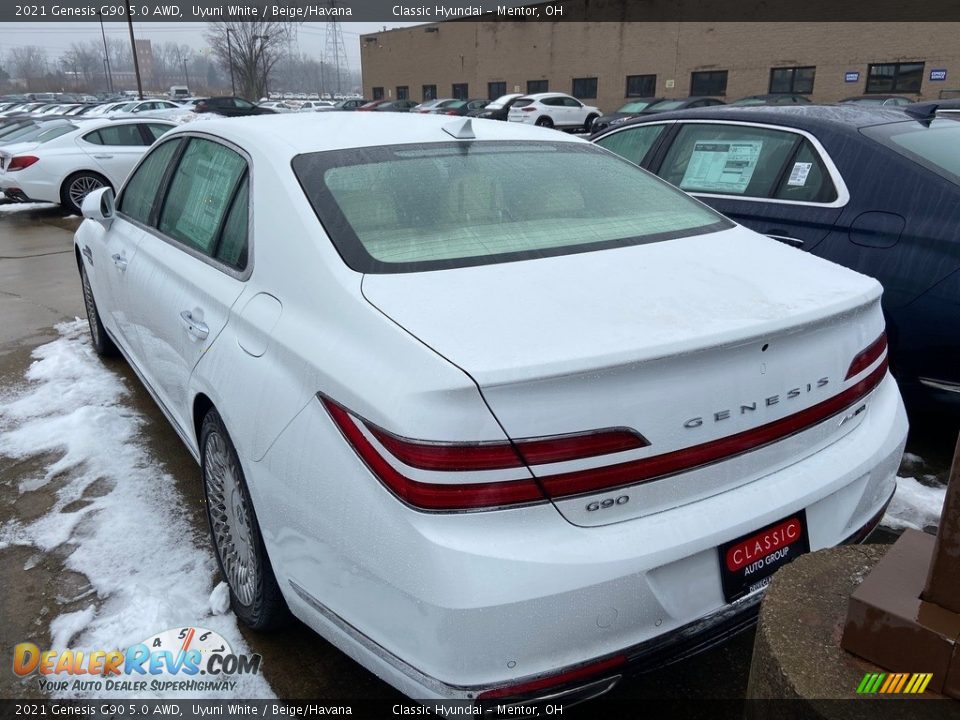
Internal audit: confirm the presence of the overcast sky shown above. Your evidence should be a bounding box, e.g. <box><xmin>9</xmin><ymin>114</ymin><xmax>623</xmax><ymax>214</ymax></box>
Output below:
<box><xmin>0</xmin><ymin>21</ymin><xmax>420</xmax><ymax>70</ymax></box>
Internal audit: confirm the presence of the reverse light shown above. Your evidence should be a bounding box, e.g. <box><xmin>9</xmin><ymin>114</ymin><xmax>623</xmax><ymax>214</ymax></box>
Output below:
<box><xmin>7</xmin><ymin>155</ymin><xmax>38</xmax><ymax>171</ymax></box>
<box><xmin>845</xmin><ymin>332</ymin><xmax>887</xmax><ymax>379</ymax></box>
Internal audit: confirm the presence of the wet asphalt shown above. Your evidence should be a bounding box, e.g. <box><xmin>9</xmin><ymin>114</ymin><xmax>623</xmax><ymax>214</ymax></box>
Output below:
<box><xmin>0</xmin><ymin>203</ymin><xmax>953</xmax><ymax>705</ymax></box>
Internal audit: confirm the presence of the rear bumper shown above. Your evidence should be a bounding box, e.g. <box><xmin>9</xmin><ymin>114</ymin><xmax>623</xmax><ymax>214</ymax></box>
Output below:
<box><xmin>253</xmin><ymin>373</ymin><xmax>907</xmax><ymax>700</ymax></box>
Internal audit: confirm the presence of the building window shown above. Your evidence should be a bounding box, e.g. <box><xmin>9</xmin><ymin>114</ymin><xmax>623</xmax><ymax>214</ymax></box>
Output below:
<box><xmin>372</xmin><ymin>87</ymin><xmax>384</xmax><ymax>100</ymax></box>
<box><xmin>452</xmin><ymin>83</ymin><xmax>468</xmax><ymax>100</ymax></box>
<box><xmin>572</xmin><ymin>77</ymin><xmax>598</xmax><ymax>99</ymax></box>
<box><xmin>488</xmin><ymin>81</ymin><xmax>507</xmax><ymax>100</ymax></box>
<box><xmin>422</xmin><ymin>84</ymin><xmax>437</xmax><ymax>101</ymax></box>
<box><xmin>769</xmin><ymin>66</ymin><xmax>815</xmax><ymax>94</ymax></box>
<box><xmin>625</xmin><ymin>74</ymin><xmax>657</xmax><ymax>97</ymax></box>
<box><xmin>866</xmin><ymin>62</ymin><xmax>925</xmax><ymax>94</ymax></box>
<box><xmin>690</xmin><ymin>70</ymin><xmax>728</xmax><ymax>96</ymax></box>
<box><xmin>396</xmin><ymin>86</ymin><xmax>409</xmax><ymax>100</ymax></box>
<box><xmin>527</xmin><ymin>79</ymin><xmax>548</xmax><ymax>94</ymax></box>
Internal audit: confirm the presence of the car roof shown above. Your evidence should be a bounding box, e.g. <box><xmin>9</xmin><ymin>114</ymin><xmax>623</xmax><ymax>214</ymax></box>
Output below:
<box><xmin>163</xmin><ymin>112</ymin><xmax>587</xmax><ymax>158</ymax></box>
<box><xmin>605</xmin><ymin>104</ymin><xmax>918</xmax><ymax>134</ymax></box>
<box><xmin>524</xmin><ymin>92</ymin><xmax>575</xmax><ymax>100</ymax></box>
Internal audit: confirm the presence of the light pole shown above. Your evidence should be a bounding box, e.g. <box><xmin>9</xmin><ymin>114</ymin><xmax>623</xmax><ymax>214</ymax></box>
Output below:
<box><xmin>225</xmin><ymin>27</ymin><xmax>236</xmax><ymax>95</ymax></box>
<box><xmin>124</xmin><ymin>0</ymin><xmax>143</xmax><ymax>99</ymax></box>
<box><xmin>98</xmin><ymin>11</ymin><xmax>113</xmax><ymax>93</ymax></box>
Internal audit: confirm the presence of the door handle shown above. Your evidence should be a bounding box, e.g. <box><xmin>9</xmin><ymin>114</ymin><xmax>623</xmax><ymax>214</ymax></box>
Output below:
<box><xmin>111</xmin><ymin>253</ymin><xmax>127</xmax><ymax>270</ymax></box>
<box><xmin>179</xmin><ymin>311</ymin><xmax>209</xmax><ymax>340</ymax></box>
<box><xmin>93</xmin><ymin>154</ymin><xmax>114</xmax><ymax>159</ymax></box>
<box><xmin>766</xmin><ymin>234</ymin><xmax>805</xmax><ymax>248</ymax></box>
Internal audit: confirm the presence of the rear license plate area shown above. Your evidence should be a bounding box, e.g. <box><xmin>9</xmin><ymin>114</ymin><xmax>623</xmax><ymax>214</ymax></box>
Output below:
<box><xmin>718</xmin><ymin>510</ymin><xmax>809</xmax><ymax>603</ymax></box>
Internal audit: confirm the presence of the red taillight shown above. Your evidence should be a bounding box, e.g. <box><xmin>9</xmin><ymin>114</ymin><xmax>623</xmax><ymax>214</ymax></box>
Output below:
<box><xmin>7</xmin><ymin>155</ymin><xmax>38</xmax><ymax>171</ymax></box>
<box><xmin>521</xmin><ymin>106</ymin><xmax>536</xmax><ymax>112</ymax></box>
<box><xmin>845</xmin><ymin>332</ymin><xmax>887</xmax><ymax>379</ymax></box>
<box><xmin>321</xmin><ymin>396</ymin><xmax>647</xmax><ymax>510</ymax></box>
<box><xmin>478</xmin><ymin>655</ymin><xmax>627</xmax><ymax>700</ymax></box>
<box><xmin>321</xmin><ymin>397</ymin><xmax>544</xmax><ymax>510</ymax></box>
<box><xmin>366</xmin><ymin>423</ymin><xmax>646</xmax><ymax>472</ymax></box>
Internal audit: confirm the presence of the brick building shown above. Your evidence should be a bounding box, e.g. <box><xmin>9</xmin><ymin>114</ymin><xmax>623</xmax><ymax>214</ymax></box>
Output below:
<box><xmin>360</xmin><ymin>21</ymin><xmax>959</xmax><ymax>111</ymax></box>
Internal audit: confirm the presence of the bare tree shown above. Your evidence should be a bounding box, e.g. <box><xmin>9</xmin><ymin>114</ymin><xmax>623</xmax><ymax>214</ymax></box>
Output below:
<box><xmin>9</xmin><ymin>46</ymin><xmax>49</xmax><ymax>85</ymax></box>
<box><xmin>205</xmin><ymin>21</ymin><xmax>293</xmax><ymax>99</ymax></box>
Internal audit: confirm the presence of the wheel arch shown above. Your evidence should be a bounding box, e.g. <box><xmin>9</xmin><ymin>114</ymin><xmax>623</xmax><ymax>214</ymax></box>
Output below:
<box><xmin>193</xmin><ymin>392</ymin><xmax>215</xmax><ymax>449</ymax></box>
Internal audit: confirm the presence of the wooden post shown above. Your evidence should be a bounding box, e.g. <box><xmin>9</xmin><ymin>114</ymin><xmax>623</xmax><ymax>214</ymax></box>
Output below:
<box><xmin>921</xmin><ymin>432</ymin><xmax>960</xmax><ymax>613</ymax></box>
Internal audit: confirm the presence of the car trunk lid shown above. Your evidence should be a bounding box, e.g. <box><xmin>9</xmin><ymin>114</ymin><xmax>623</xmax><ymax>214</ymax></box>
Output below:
<box><xmin>361</xmin><ymin>226</ymin><xmax>887</xmax><ymax>526</ymax></box>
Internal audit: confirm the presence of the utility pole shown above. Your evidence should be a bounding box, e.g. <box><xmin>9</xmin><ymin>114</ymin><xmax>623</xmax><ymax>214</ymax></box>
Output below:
<box><xmin>98</xmin><ymin>11</ymin><xmax>113</xmax><ymax>93</ymax></box>
<box><xmin>124</xmin><ymin>0</ymin><xmax>143</xmax><ymax>99</ymax></box>
<box><xmin>225</xmin><ymin>27</ymin><xmax>236</xmax><ymax>95</ymax></box>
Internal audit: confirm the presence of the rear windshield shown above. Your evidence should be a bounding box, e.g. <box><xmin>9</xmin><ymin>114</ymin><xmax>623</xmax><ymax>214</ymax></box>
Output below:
<box><xmin>511</xmin><ymin>98</ymin><xmax>534</xmax><ymax>108</ymax></box>
<box><xmin>292</xmin><ymin>141</ymin><xmax>730</xmax><ymax>273</ymax></box>
<box><xmin>618</xmin><ymin>101</ymin><xmax>653</xmax><ymax>112</ymax></box>
<box><xmin>647</xmin><ymin>100</ymin><xmax>685</xmax><ymax>111</ymax></box>
<box><xmin>861</xmin><ymin>119</ymin><xmax>960</xmax><ymax>186</ymax></box>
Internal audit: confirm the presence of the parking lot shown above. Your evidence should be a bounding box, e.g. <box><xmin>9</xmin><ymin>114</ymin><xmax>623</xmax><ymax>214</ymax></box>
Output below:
<box><xmin>0</xmin><ymin>196</ymin><xmax>953</xmax><ymax>704</ymax></box>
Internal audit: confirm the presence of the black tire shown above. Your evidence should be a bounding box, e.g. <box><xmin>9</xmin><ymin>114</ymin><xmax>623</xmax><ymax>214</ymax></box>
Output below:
<box><xmin>201</xmin><ymin>409</ymin><xmax>290</xmax><ymax>630</ymax></box>
<box><xmin>61</xmin><ymin>171</ymin><xmax>110</xmax><ymax>216</ymax></box>
<box><xmin>535</xmin><ymin>116</ymin><xmax>554</xmax><ymax>128</ymax></box>
<box><xmin>80</xmin><ymin>264</ymin><xmax>117</xmax><ymax>357</ymax></box>
<box><xmin>584</xmin><ymin>114</ymin><xmax>599</xmax><ymax>132</ymax></box>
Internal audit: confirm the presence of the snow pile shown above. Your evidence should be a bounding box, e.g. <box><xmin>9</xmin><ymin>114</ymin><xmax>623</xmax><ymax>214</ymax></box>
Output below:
<box><xmin>883</xmin><ymin>475</ymin><xmax>947</xmax><ymax>532</ymax></box>
<box><xmin>0</xmin><ymin>201</ymin><xmax>57</xmax><ymax>214</ymax></box>
<box><xmin>0</xmin><ymin>320</ymin><xmax>274</xmax><ymax>699</ymax></box>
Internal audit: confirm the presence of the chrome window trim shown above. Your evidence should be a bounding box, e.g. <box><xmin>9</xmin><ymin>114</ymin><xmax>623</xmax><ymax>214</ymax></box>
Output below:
<box><xmin>596</xmin><ymin>118</ymin><xmax>851</xmax><ymax>209</ymax></box>
<box><xmin>116</xmin><ymin>130</ymin><xmax>254</xmax><ymax>282</ymax></box>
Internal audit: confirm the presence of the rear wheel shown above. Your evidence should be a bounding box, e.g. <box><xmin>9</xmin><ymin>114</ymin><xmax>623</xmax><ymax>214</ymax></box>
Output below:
<box><xmin>80</xmin><ymin>264</ymin><xmax>117</xmax><ymax>357</ymax></box>
<box><xmin>201</xmin><ymin>409</ymin><xmax>290</xmax><ymax>630</ymax></box>
<box><xmin>61</xmin><ymin>171</ymin><xmax>110</xmax><ymax>216</ymax></box>
<box><xmin>584</xmin><ymin>114</ymin><xmax>599</xmax><ymax>132</ymax></box>
<box><xmin>535</xmin><ymin>116</ymin><xmax>554</xmax><ymax>128</ymax></box>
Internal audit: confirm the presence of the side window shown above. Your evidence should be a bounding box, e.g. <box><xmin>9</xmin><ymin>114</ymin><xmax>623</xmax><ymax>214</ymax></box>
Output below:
<box><xmin>158</xmin><ymin>138</ymin><xmax>247</xmax><ymax>256</ymax></box>
<box><xmin>118</xmin><ymin>139</ymin><xmax>180</xmax><ymax>224</ymax></box>
<box><xmin>773</xmin><ymin>140</ymin><xmax>838</xmax><ymax>203</ymax></box>
<box><xmin>82</xmin><ymin>130</ymin><xmax>103</xmax><ymax>145</ymax></box>
<box><xmin>235</xmin><ymin>98</ymin><xmax>254</xmax><ymax>109</ymax></box>
<box><xmin>595</xmin><ymin>125</ymin><xmax>667</xmax><ymax>166</ymax></box>
<box><xmin>96</xmin><ymin>123</ymin><xmax>150</xmax><ymax>146</ymax></box>
<box><xmin>659</xmin><ymin>124</ymin><xmax>799</xmax><ymax>198</ymax></box>
<box><xmin>144</xmin><ymin>123</ymin><xmax>173</xmax><ymax>141</ymax></box>
<box><xmin>216</xmin><ymin>175</ymin><xmax>249</xmax><ymax>270</ymax></box>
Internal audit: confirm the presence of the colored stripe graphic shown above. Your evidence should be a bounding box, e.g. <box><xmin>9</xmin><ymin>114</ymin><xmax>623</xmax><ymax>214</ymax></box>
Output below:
<box><xmin>857</xmin><ymin>672</ymin><xmax>932</xmax><ymax>694</ymax></box>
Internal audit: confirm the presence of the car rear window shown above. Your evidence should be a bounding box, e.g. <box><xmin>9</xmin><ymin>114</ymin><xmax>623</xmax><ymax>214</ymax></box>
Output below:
<box><xmin>861</xmin><ymin>119</ymin><xmax>960</xmax><ymax>185</ymax></box>
<box><xmin>292</xmin><ymin>141</ymin><xmax>730</xmax><ymax>273</ymax></box>
<box><xmin>511</xmin><ymin>99</ymin><xmax>533</xmax><ymax>108</ymax></box>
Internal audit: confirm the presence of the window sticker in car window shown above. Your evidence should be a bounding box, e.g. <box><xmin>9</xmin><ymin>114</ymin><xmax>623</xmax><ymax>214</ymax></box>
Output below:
<box><xmin>787</xmin><ymin>161</ymin><xmax>813</xmax><ymax>186</ymax></box>
<box><xmin>680</xmin><ymin>140</ymin><xmax>763</xmax><ymax>194</ymax></box>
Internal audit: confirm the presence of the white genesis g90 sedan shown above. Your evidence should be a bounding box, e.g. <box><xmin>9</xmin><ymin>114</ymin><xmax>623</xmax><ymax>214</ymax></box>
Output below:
<box><xmin>74</xmin><ymin>113</ymin><xmax>907</xmax><ymax>704</ymax></box>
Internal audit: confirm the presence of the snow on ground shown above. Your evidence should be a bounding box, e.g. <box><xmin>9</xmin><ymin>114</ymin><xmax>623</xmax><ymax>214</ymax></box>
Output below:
<box><xmin>0</xmin><ymin>320</ymin><xmax>274</xmax><ymax>699</ymax></box>
<box><xmin>0</xmin><ymin>201</ymin><xmax>57</xmax><ymax>214</ymax></box>
<box><xmin>883</xmin><ymin>474</ymin><xmax>947</xmax><ymax>532</ymax></box>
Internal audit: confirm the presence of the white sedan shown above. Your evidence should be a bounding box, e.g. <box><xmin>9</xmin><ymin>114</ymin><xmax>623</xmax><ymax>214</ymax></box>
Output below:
<box><xmin>0</xmin><ymin>117</ymin><xmax>175</xmax><ymax>214</ymax></box>
<box><xmin>507</xmin><ymin>91</ymin><xmax>602</xmax><ymax>130</ymax></box>
<box><xmin>74</xmin><ymin>113</ymin><xmax>905</xmax><ymax>704</ymax></box>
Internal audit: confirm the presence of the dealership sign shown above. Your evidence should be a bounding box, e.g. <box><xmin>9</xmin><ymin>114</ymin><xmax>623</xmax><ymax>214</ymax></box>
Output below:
<box><xmin>844</xmin><ymin>71</ymin><xmax>861</xmax><ymax>83</ymax></box>
<box><xmin>930</xmin><ymin>69</ymin><xmax>948</xmax><ymax>81</ymax></box>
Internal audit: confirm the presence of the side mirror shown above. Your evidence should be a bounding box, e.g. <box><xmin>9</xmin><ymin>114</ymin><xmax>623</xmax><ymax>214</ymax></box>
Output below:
<box><xmin>81</xmin><ymin>186</ymin><xmax>115</xmax><ymax>225</ymax></box>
